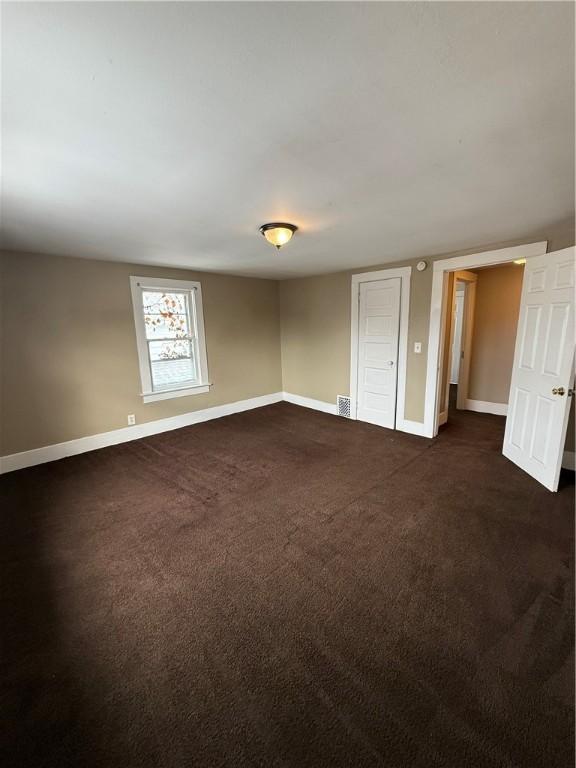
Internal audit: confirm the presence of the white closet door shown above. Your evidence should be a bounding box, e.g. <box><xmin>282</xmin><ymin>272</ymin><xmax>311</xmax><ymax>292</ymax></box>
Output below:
<box><xmin>503</xmin><ymin>247</ymin><xmax>575</xmax><ymax>491</ymax></box>
<box><xmin>356</xmin><ymin>278</ymin><xmax>401</xmax><ymax>429</ymax></box>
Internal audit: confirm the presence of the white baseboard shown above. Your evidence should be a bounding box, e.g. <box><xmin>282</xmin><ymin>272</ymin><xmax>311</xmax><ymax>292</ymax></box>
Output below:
<box><xmin>282</xmin><ymin>392</ymin><xmax>338</xmax><ymax>415</ymax></box>
<box><xmin>2</xmin><ymin>388</ymin><xmax>540</xmax><ymax>475</ymax></box>
<box><xmin>562</xmin><ymin>450</ymin><xmax>575</xmax><ymax>471</ymax></box>
<box><xmin>464</xmin><ymin>399</ymin><xmax>508</xmax><ymax>416</ymax></box>
<box><xmin>396</xmin><ymin>418</ymin><xmax>432</xmax><ymax>438</ymax></box>
<box><xmin>282</xmin><ymin>391</ymin><xmax>436</xmax><ymax>440</ymax></box>
<box><xmin>282</xmin><ymin>393</ymin><xmax>434</xmax><ymax>440</ymax></box>
<box><xmin>0</xmin><ymin>392</ymin><xmax>284</xmax><ymax>475</ymax></box>
<box><xmin>438</xmin><ymin>410</ymin><xmax>448</xmax><ymax>426</ymax></box>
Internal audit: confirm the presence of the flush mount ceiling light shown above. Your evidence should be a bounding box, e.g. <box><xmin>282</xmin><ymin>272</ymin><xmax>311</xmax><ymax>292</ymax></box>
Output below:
<box><xmin>259</xmin><ymin>222</ymin><xmax>298</xmax><ymax>250</ymax></box>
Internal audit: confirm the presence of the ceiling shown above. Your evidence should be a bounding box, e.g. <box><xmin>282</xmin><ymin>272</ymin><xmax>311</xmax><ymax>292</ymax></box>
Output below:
<box><xmin>2</xmin><ymin>2</ymin><xmax>574</xmax><ymax>279</ymax></box>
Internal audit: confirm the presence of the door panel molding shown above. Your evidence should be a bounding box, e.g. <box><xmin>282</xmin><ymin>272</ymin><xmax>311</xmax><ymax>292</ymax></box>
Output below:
<box><xmin>356</xmin><ymin>278</ymin><xmax>401</xmax><ymax>429</ymax></box>
<box><xmin>503</xmin><ymin>247</ymin><xmax>575</xmax><ymax>491</ymax></box>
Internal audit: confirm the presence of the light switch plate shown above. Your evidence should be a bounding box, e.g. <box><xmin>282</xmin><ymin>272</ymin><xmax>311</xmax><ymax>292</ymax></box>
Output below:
<box><xmin>414</xmin><ymin>342</ymin><xmax>422</xmax><ymax>354</ymax></box>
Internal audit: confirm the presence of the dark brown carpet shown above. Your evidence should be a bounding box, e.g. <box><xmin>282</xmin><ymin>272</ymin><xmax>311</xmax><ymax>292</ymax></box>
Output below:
<box><xmin>1</xmin><ymin>399</ymin><xmax>574</xmax><ymax>768</ymax></box>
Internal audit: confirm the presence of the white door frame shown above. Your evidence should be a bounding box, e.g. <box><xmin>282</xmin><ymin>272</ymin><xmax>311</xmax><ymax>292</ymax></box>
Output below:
<box><xmin>438</xmin><ymin>270</ymin><xmax>477</xmax><ymax>425</ymax></box>
<box><xmin>422</xmin><ymin>241</ymin><xmax>548</xmax><ymax>438</ymax></box>
<box><xmin>350</xmin><ymin>266</ymin><xmax>412</xmax><ymax>431</ymax></box>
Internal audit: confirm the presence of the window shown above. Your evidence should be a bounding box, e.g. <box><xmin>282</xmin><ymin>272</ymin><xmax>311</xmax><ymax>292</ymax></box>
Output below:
<box><xmin>130</xmin><ymin>276</ymin><xmax>210</xmax><ymax>403</ymax></box>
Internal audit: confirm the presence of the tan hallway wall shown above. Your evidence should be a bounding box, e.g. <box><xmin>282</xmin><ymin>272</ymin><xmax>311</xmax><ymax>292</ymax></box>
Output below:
<box><xmin>0</xmin><ymin>251</ymin><xmax>282</xmax><ymax>456</ymax></box>
<box><xmin>279</xmin><ymin>220</ymin><xmax>575</xmax><ymax>430</ymax></box>
<box><xmin>468</xmin><ymin>263</ymin><xmax>524</xmax><ymax>404</ymax></box>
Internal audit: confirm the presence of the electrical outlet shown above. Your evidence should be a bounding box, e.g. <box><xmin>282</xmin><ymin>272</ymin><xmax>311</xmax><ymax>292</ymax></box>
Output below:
<box><xmin>127</xmin><ymin>414</ymin><xmax>136</xmax><ymax>426</ymax></box>
<box><xmin>414</xmin><ymin>342</ymin><xmax>422</xmax><ymax>354</ymax></box>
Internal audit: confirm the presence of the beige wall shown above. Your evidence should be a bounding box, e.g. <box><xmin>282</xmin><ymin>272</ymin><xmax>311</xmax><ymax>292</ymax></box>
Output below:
<box><xmin>468</xmin><ymin>264</ymin><xmax>523</xmax><ymax>404</ymax></box>
<box><xmin>280</xmin><ymin>220</ymin><xmax>575</xmax><ymax>424</ymax></box>
<box><xmin>2</xmin><ymin>220</ymin><xmax>574</xmax><ymax>457</ymax></box>
<box><xmin>0</xmin><ymin>251</ymin><xmax>282</xmax><ymax>455</ymax></box>
<box><xmin>280</xmin><ymin>254</ymin><xmax>435</xmax><ymax>421</ymax></box>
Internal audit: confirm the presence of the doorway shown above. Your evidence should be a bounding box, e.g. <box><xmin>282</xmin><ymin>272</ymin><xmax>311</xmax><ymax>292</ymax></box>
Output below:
<box><xmin>440</xmin><ymin>262</ymin><xmax>524</xmax><ymax>425</ymax></box>
<box><xmin>449</xmin><ymin>285</ymin><xmax>465</xmax><ymax>389</ymax></box>
<box><xmin>438</xmin><ymin>270</ymin><xmax>478</xmax><ymax>425</ymax></box>
<box><xmin>423</xmin><ymin>241</ymin><xmax>575</xmax><ymax>491</ymax></box>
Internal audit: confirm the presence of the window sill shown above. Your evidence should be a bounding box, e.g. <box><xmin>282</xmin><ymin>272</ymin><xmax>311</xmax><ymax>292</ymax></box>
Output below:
<box><xmin>142</xmin><ymin>383</ymin><xmax>211</xmax><ymax>404</ymax></box>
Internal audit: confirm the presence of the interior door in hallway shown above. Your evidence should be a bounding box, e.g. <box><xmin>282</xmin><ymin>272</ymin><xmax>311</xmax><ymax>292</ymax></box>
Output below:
<box><xmin>356</xmin><ymin>278</ymin><xmax>401</xmax><ymax>429</ymax></box>
<box><xmin>503</xmin><ymin>246</ymin><xmax>575</xmax><ymax>491</ymax></box>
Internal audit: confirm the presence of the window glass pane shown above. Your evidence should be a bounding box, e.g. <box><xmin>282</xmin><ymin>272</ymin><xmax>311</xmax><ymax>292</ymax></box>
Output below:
<box><xmin>142</xmin><ymin>291</ymin><xmax>190</xmax><ymax>340</ymax></box>
<box><xmin>151</xmin><ymin>358</ymin><xmax>196</xmax><ymax>389</ymax></box>
<box><xmin>148</xmin><ymin>339</ymin><xmax>191</xmax><ymax>362</ymax></box>
<box><xmin>148</xmin><ymin>339</ymin><xmax>197</xmax><ymax>389</ymax></box>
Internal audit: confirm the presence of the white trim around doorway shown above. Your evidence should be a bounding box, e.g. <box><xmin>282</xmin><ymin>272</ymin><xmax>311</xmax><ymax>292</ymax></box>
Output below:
<box><xmin>422</xmin><ymin>241</ymin><xmax>548</xmax><ymax>438</ymax></box>
<box><xmin>350</xmin><ymin>266</ymin><xmax>412</xmax><ymax>433</ymax></box>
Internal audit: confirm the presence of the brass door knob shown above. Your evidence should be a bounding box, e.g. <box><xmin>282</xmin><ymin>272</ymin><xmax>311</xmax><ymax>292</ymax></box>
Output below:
<box><xmin>552</xmin><ymin>387</ymin><xmax>565</xmax><ymax>396</ymax></box>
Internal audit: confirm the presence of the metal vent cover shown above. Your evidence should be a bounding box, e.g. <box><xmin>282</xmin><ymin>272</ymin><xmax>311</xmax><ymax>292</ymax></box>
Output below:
<box><xmin>337</xmin><ymin>395</ymin><xmax>351</xmax><ymax>418</ymax></box>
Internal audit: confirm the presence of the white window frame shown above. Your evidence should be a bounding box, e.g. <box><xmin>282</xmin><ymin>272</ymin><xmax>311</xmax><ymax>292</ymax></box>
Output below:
<box><xmin>130</xmin><ymin>276</ymin><xmax>210</xmax><ymax>403</ymax></box>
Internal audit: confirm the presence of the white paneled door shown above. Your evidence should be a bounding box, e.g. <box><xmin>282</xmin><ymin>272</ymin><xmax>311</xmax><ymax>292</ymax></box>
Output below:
<box><xmin>356</xmin><ymin>278</ymin><xmax>401</xmax><ymax>429</ymax></box>
<box><xmin>503</xmin><ymin>247</ymin><xmax>575</xmax><ymax>491</ymax></box>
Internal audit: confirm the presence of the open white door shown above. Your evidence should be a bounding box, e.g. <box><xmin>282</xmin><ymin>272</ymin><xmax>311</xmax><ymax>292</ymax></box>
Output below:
<box><xmin>503</xmin><ymin>247</ymin><xmax>575</xmax><ymax>491</ymax></box>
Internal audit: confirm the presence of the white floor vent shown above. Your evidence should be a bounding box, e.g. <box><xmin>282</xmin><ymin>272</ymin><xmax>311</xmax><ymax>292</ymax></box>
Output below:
<box><xmin>337</xmin><ymin>395</ymin><xmax>351</xmax><ymax>418</ymax></box>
